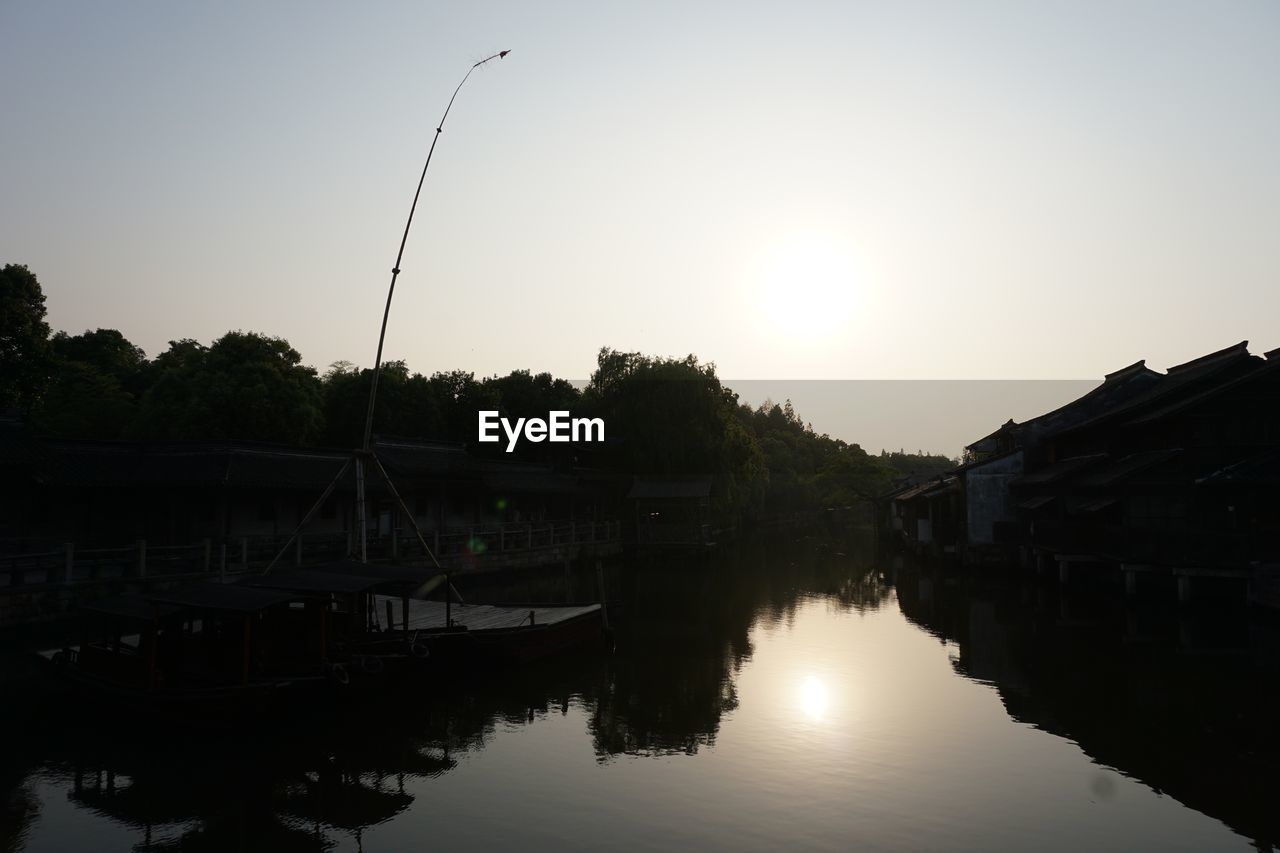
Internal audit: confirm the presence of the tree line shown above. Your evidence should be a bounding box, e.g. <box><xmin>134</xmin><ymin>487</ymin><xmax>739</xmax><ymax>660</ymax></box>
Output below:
<box><xmin>1</xmin><ymin>263</ymin><xmax>956</xmax><ymax>522</ymax></box>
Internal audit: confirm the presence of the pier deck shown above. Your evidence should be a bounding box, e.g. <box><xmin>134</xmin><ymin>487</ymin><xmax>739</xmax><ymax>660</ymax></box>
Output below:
<box><xmin>373</xmin><ymin>596</ymin><xmax>600</xmax><ymax>633</ymax></box>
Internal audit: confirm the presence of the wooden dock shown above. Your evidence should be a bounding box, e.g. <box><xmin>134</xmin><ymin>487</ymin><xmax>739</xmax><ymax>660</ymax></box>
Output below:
<box><xmin>373</xmin><ymin>596</ymin><xmax>601</xmax><ymax>633</ymax></box>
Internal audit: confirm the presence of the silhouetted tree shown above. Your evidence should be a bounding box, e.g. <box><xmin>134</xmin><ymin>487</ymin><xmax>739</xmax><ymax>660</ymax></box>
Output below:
<box><xmin>134</xmin><ymin>331</ymin><xmax>323</xmax><ymax>443</ymax></box>
<box><xmin>879</xmin><ymin>449</ymin><xmax>957</xmax><ymax>479</ymax></box>
<box><xmin>0</xmin><ymin>263</ymin><xmax>52</xmax><ymax>414</ymax></box>
<box><xmin>424</xmin><ymin>370</ymin><xmax>501</xmax><ymax>444</ymax></box>
<box><xmin>31</xmin><ymin>328</ymin><xmax>149</xmax><ymax>438</ymax></box>
<box><xmin>50</xmin><ymin>329</ymin><xmax>147</xmax><ymax>388</ymax></box>
<box><xmin>33</xmin><ymin>362</ymin><xmax>137</xmax><ymax>439</ymax></box>
<box><xmin>740</xmin><ymin>397</ymin><xmax>895</xmax><ymax>511</ymax></box>
<box><xmin>320</xmin><ymin>360</ymin><xmax>445</xmax><ymax>446</ymax></box>
<box><xmin>585</xmin><ymin>348</ymin><xmax>767</xmax><ymax>522</ymax></box>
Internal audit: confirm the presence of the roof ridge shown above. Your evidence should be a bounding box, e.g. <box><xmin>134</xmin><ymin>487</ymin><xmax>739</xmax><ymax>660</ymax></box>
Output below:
<box><xmin>1166</xmin><ymin>341</ymin><xmax>1250</xmax><ymax>374</ymax></box>
<box><xmin>1103</xmin><ymin>359</ymin><xmax>1152</xmax><ymax>382</ymax></box>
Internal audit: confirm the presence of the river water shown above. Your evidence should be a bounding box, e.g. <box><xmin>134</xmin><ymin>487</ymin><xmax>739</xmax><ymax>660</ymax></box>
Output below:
<box><xmin>3</xmin><ymin>530</ymin><xmax>1277</xmax><ymax>851</ymax></box>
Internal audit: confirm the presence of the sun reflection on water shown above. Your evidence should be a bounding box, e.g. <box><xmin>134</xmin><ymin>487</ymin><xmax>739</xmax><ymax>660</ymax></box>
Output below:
<box><xmin>799</xmin><ymin>675</ymin><xmax>829</xmax><ymax>721</ymax></box>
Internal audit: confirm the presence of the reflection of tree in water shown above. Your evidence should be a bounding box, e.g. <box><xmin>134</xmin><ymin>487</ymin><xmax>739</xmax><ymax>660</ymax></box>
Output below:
<box><xmin>0</xmin><ymin>783</ymin><xmax>38</xmax><ymax>853</ymax></box>
<box><xmin>7</xmin><ymin>527</ymin><xmax>888</xmax><ymax>849</ymax></box>
<box><xmin>50</xmin><ymin>716</ymin><xmax>455</xmax><ymax>852</ymax></box>
<box><xmin>0</xmin><ymin>675</ymin><xmax>46</xmax><ymax>853</ymax></box>
<box><xmin>586</xmin><ymin>528</ymin><xmax>887</xmax><ymax>759</ymax></box>
<box><xmin>894</xmin><ymin>556</ymin><xmax>1280</xmax><ymax>851</ymax></box>
<box><xmin>29</xmin><ymin>689</ymin><xmax>513</xmax><ymax>852</ymax></box>
<box><xmin>29</xmin><ymin>657</ymin><xmax>618</xmax><ymax>853</ymax></box>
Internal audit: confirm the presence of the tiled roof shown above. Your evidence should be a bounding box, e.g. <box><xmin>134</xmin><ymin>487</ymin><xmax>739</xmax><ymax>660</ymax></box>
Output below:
<box><xmin>627</xmin><ymin>476</ymin><xmax>713</xmax><ymax>499</ymax></box>
<box><xmin>1013</xmin><ymin>454</ymin><xmax>1106</xmax><ymax>486</ymax></box>
<box><xmin>1197</xmin><ymin>449</ymin><xmax>1280</xmax><ymax>486</ymax></box>
<box><xmin>1072</xmin><ymin>449</ymin><xmax>1182</xmax><ymax>487</ymax></box>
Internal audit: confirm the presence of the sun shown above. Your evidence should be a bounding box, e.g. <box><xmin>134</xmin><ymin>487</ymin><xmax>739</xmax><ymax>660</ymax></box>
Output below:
<box><xmin>751</xmin><ymin>237</ymin><xmax>861</xmax><ymax>341</ymax></box>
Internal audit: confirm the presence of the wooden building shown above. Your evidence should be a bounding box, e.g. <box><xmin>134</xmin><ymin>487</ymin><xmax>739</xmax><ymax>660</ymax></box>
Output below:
<box><xmin>0</xmin><ymin>426</ymin><xmax>623</xmax><ymax>560</ymax></box>
<box><xmin>946</xmin><ymin>342</ymin><xmax>1280</xmax><ymax>587</ymax></box>
<box><xmin>886</xmin><ymin>475</ymin><xmax>961</xmax><ymax>557</ymax></box>
<box><xmin>1016</xmin><ymin>342</ymin><xmax>1280</xmax><ymax>569</ymax></box>
<box><xmin>627</xmin><ymin>476</ymin><xmax>714</xmax><ymax>548</ymax></box>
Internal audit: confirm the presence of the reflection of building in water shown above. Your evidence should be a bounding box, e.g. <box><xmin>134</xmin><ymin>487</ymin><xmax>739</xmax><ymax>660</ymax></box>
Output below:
<box><xmin>69</xmin><ymin>761</ymin><xmax>324</xmax><ymax>852</ymax></box>
<box><xmin>10</xmin><ymin>531</ymin><xmax>889</xmax><ymax>849</ymax></box>
<box><xmin>959</xmin><ymin>599</ymin><xmax>1031</xmax><ymax>700</ymax></box>
<box><xmin>894</xmin><ymin>559</ymin><xmax>1280</xmax><ymax>849</ymax></box>
<box><xmin>41</xmin><ymin>698</ymin><xmax>472</xmax><ymax>852</ymax></box>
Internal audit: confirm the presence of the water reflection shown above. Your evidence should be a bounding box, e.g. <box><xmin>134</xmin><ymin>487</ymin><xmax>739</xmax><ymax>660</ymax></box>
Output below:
<box><xmin>2</xmin><ymin>530</ymin><xmax>1276</xmax><ymax>851</ymax></box>
<box><xmin>587</xmin><ymin>532</ymin><xmax>891</xmax><ymax>758</ymax></box>
<box><xmin>895</xmin><ymin>556</ymin><xmax>1280</xmax><ymax>850</ymax></box>
<box><xmin>797</xmin><ymin>675</ymin><xmax>829</xmax><ymax>721</ymax></box>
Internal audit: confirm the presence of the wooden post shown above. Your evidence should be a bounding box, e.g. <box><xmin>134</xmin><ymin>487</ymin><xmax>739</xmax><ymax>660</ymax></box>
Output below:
<box><xmin>319</xmin><ymin>602</ymin><xmax>328</xmax><ymax>663</ymax></box>
<box><xmin>202</xmin><ymin>538</ymin><xmax>211</xmax><ymax>571</ymax></box>
<box><xmin>385</xmin><ymin>599</ymin><xmax>394</xmax><ymax>632</ymax></box>
<box><xmin>355</xmin><ymin>456</ymin><xmax>368</xmax><ymax>564</ymax></box>
<box><xmin>137</xmin><ymin>539</ymin><xmax>147</xmax><ymax>578</ymax></box>
<box><xmin>1058</xmin><ymin>559</ymin><xmax>1069</xmax><ymax>584</ymax></box>
<box><xmin>146</xmin><ymin>627</ymin><xmax>158</xmax><ymax>689</ymax></box>
<box><xmin>241</xmin><ymin>616</ymin><xmax>252</xmax><ymax>686</ymax></box>
<box><xmin>63</xmin><ymin>543</ymin><xmax>75</xmax><ymax>585</ymax></box>
<box><xmin>1124</xmin><ymin>568</ymin><xmax>1137</xmax><ymax>597</ymax></box>
<box><xmin>596</xmin><ymin>558</ymin><xmax>610</xmax><ymax>631</ymax></box>
<box><xmin>401</xmin><ymin>595</ymin><xmax>409</xmax><ymax>634</ymax></box>
<box><xmin>1177</xmin><ymin>574</ymin><xmax>1192</xmax><ymax>604</ymax></box>
<box><xmin>445</xmin><ymin>572</ymin><xmax>452</xmax><ymax>627</ymax></box>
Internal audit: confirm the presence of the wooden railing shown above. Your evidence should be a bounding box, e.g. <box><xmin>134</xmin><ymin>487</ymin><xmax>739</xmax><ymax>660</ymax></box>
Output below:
<box><xmin>1</xmin><ymin>540</ymin><xmax>216</xmax><ymax>590</ymax></box>
<box><xmin>0</xmin><ymin>518</ymin><xmax>622</xmax><ymax>592</ymax></box>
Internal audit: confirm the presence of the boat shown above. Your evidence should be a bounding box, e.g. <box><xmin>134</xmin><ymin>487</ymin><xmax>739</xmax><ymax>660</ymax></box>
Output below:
<box><xmin>308</xmin><ymin>559</ymin><xmax>609</xmax><ymax>667</ymax></box>
<box><xmin>44</xmin><ymin>584</ymin><xmax>332</xmax><ymax>720</ymax></box>
<box><xmin>240</xmin><ymin>567</ymin><xmax>473</xmax><ymax>684</ymax></box>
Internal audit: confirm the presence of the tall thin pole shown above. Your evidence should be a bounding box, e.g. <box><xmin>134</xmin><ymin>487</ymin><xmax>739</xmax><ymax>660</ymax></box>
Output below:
<box><xmin>356</xmin><ymin>50</ymin><xmax>510</xmax><ymax>562</ymax></box>
<box><xmin>360</xmin><ymin>49</ymin><xmax>510</xmax><ymax>454</ymax></box>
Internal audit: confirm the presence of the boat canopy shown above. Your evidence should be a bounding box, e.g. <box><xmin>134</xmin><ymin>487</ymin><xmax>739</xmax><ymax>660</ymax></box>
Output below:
<box><xmin>148</xmin><ymin>584</ymin><xmax>297</xmax><ymax>613</ymax></box>
<box><xmin>242</xmin><ymin>570</ymin><xmax>385</xmax><ymax>595</ymax></box>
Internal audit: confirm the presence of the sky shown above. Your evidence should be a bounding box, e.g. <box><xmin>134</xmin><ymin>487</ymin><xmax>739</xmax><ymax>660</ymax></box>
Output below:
<box><xmin>3</xmin><ymin>2</ymin><xmax>1278</xmax><ymax>428</ymax></box>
